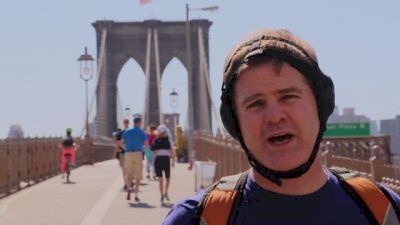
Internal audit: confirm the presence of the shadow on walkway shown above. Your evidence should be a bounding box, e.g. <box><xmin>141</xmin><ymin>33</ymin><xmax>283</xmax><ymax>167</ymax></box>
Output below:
<box><xmin>62</xmin><ymin>181</ymin><xmax>77</xmax><ymax>185</ymax></box>
<box><xmin>161</xmin><ymin>202</ymin><xmax>174</xmax><ymax>208</ymax></box>
<box><xmin>129</xmin><ymin>202</ymin><xmax>156</xmax><ymax>208</ymax></box>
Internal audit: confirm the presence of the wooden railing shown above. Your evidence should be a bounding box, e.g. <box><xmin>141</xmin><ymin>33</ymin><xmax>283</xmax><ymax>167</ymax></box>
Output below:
<box><xmin>0</xmin><ymin>137</ymin><xmax>115</xmax><ymax>198</ymax></box>
<box><xmin>193</xmin><ymin>131</ymin><xmax>400</xmax><ymax>193</ymax></box>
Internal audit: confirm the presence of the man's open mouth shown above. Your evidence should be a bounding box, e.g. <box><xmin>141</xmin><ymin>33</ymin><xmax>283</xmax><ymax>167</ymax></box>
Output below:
<box><xmin>268</xmin><ymin>133</ymin><xmax>294</xmax><ymax>145</ymax></box>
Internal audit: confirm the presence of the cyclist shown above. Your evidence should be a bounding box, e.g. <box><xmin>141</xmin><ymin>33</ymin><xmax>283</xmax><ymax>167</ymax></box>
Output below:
<box><xmin>60</xmin><ymin>128</ymin><xmax>77</xmax><ymax>178</ymax></box>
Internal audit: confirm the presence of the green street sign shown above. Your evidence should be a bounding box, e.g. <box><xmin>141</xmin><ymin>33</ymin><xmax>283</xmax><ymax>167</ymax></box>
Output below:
<box><xmin>324</xmin><ymin>123</ymin><xmax>370</xmax><ymax>137</ymax></box>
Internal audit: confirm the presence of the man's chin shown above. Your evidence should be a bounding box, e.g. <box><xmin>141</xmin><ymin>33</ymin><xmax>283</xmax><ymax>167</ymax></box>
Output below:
<box><xmin>258</xmin><ymin>159</ymin><xmax>305</xmax><ymax>172</ymax></box>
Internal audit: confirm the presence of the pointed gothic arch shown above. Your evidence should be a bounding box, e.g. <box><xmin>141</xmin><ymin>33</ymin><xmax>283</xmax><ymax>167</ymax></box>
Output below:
<box><xmin>93</xmin><ymin>19</ymin><xmax>213</xmax><ymax>137</ymax></box>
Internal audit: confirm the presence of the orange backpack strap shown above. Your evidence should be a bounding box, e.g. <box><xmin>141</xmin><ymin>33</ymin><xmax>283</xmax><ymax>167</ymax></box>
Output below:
<box><xmin>193</xmin><ymin>171</ymin><xmax>248</xmax><ymax>225</ymax></box>
<box><xmin>331</xmin><ymin>169</ymin><xmax>400</xmax><ymax>225</ymax></box>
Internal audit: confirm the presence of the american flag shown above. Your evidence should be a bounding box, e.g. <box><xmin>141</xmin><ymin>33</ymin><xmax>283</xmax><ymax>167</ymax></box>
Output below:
<box><xmin>139</xmin><ymin>0</ymin><xmax>151</xmax><ymax>5</ymax></box>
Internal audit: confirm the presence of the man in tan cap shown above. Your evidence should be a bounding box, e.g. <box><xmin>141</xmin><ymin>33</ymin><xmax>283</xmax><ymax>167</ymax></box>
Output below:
<box><xmin>162</xmin><ymin>29</ymin><xmax>400</xmax><ymax>225</ymax></box>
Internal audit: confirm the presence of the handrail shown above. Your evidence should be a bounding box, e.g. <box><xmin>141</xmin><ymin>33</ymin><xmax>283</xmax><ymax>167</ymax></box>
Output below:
<box><xmin>0</xmin><ymin>137</ymin><xmax>114</xmax><ymax>198</ymax></box>
<box><xmin>193</xmin><ymin>132</ymin><xmax>400</xmax><ymax>193</ymax></box>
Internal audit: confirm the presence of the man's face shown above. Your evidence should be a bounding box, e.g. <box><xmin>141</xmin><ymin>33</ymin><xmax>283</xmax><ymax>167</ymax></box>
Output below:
<box><xmin>124</xmin><ymin>120</ymin><xmax>129</xmax><ymax>128</ymax></box>
<box><xmin>234</xmin><ymin>62</ymin><xmax>320</xmax><ymax>171</ymax></box>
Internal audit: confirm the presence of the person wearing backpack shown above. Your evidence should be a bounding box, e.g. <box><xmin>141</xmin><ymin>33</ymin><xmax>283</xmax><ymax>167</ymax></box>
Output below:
<box><xmin>162</xmin><ymin>29</ymin><xmax>400</xmax><ymax>225</ymax></box>
<box><xmin>114</xmin><ymin>118</ymin><xmax>130</xmax><ymax>190</ymax></box>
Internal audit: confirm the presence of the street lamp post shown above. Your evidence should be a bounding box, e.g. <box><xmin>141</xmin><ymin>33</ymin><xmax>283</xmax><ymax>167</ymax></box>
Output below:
<box><xmin>124</xmin><ymin>105</ymin><xmax>132</xmax><ymax>118</ymax></box>
<box><xmin>169</xmin><ymin>88</ymin><xmax>179</xmax><ymax>114</ymax></box>
<box><xmin>169</xmin><ymin>88</ymin><xmax>179</xmax><ymax>129</ymax></box>
<box><xmin>185</xmin><ymin>3</ymin><xmax>218</xmax><ymax>162</ymax></box>
<box><xmin>78</xmin><ymin>47</ymin><xmax>94</xmax><ymax>138</ymax></box>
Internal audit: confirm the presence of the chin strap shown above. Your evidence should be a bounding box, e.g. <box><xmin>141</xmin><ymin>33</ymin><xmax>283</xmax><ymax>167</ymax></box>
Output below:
<box><xmin>239</xmin><ymin>125</ymin><xmax>325</xmax><ymax>186</ymax></box>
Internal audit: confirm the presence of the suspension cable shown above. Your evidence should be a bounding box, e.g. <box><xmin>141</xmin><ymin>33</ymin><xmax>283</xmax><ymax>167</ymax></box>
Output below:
<box><xmin>198</xmin><ymin>26</ymin><xmax>228</xmax><ymax>136</ymax></box>
<box><xmin>154</xmin><ymin>28</ymin><xmax>163</xmax><ymax>124</ymax></box>
<box><xmin>143</xmin><ymin>28</ymin><xmax>152</xmax><ymax>126</ymax></box>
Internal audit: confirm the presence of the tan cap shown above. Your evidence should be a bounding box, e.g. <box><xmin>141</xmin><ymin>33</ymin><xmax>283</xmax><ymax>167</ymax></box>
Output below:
<box><xmin>223</xmin><ymin>29</ymin><xmax>318</xmax><ymax>83</ymax></box>
<box><xmin>220</xmin><ymin>28</ymin><xmax>334</xmax><ymax>141</ymax></box>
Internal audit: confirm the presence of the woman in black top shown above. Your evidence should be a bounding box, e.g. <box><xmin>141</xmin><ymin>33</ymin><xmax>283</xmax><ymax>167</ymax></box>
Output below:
<box><xmin>151</xmin><ymin>125</ymin><xmax>175</xmax><ymax>203</ymax></box>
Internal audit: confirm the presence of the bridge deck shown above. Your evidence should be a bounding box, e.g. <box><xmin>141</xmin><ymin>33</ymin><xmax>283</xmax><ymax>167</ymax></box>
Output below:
<box><xmin>0</xmin><ymin>160</ymin><xmax>195</xmax><ymax>225</ymax></box>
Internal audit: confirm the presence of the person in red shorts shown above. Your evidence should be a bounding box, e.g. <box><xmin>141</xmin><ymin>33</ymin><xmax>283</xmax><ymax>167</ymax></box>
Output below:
<box><xmin>60</xmin><ymin>128</ymin><xmax>77</xmax><ymax>178</ymax></box>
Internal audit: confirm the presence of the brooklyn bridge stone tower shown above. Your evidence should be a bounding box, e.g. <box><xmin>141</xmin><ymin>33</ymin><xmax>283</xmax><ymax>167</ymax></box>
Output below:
<box><xmin>92</xmin><ymin>19</ymin><xmax>213</xmax><ymax>137</ymax></box>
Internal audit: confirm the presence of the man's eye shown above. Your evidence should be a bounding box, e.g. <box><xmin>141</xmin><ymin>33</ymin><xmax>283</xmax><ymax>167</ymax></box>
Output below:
<box><xmin>281</xmin><ymin>95</ymin><xmax>299</xmax><ymax>101</ymax></box>
<box><xmin>246</xmin><ymin>100</ymin><xmax>264</xmax><ymax>109</ymax></box>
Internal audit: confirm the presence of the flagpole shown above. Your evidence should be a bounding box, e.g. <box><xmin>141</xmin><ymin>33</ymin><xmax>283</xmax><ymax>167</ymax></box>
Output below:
<box><xmin>139</xmin><ymin>0</ymin><xmax>153</xmax><ymax>18</ymax></box>
<box><xmin>150</xmin><ymin>0</ymin><xmax>155</xmax><ymax>19</ymax></box>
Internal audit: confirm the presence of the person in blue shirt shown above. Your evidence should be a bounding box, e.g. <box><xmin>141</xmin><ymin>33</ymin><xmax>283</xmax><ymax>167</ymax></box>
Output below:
<box><xmin>121</xmin><ymin>117</ymin><xmax>148</xmax><ymax>202</ymax></box>
<box><xmin>162</xmin><ymin>28</ymin><xmax>400</xmax><ymax>225</ymax></box>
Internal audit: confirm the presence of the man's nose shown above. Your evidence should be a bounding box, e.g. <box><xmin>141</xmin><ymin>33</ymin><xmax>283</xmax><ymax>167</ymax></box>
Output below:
<box><xmin>263</xmin><ymin>103</ymin><xmax>287</xmax><ymax>125</ymax></box>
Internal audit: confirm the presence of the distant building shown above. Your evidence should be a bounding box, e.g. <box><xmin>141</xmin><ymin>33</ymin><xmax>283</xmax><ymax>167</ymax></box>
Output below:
<box><xmin>327</xmin><ymin>106</ymin><xmax>378</xmax><ymax>135</ymax></box>
<box><xmin>7</xmin><ymin>124</ymin><xmax>24</xmax><ymax>139</ymax></box>
<box><xmin>380</xmin><ymin>115</ymin><xmax>400</xmax><ymax>156</ymax></box>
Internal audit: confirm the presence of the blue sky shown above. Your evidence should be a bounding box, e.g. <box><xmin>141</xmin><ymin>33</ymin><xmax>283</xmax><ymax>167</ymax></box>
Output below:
<box><xmin>0</xmin><ymin>0</ymin><xmax>399</xmax><ymax>138</ymax></box>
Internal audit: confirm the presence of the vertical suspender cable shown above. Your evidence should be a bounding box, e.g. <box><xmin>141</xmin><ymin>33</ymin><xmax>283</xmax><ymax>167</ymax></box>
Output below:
<box><xmin>143</xmin><ymin>28</ymin><xmax>152</xmax><ymax>126</ymax></box>
<box><xmin>154</xmin><ymin>28</ymin><xmax>163</xmax><ymax>124</ymax></box>
<box><xmin>185</xmin><ymin>9</ymin><xmax>195</xmax><ymax>161</ymax></box>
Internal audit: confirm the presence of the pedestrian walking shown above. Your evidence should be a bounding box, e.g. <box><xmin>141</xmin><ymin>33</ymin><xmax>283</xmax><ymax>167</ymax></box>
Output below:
<box><xmin>151</xmin><ymin>124</ymin><xmax>175</xmax><ymax>203</ymax></box>
<box><xmin>145</xmin><ymin>124</ymin><xmax>157</xmax><ymax>179</ymax></box>
<box><xmin>121</xmin><ymin>117</ymin><xmax>148</xmax><ymax>202</ymax></box>
<box><xmin>114</xmin><ymin>118</ymin><xmax>130</xmax><ymax>190</ymax></box>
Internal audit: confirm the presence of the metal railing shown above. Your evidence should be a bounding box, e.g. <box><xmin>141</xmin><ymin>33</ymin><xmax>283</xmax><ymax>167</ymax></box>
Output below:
<box><xmin>193</xmin><ymin>131</ymin><xmax>400</xmax><ymax>193</ymax></box>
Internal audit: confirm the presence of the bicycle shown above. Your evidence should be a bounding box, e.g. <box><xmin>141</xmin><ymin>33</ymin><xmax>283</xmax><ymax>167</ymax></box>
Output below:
<box><xmin>64</xmin><ymin>153</ymin><xmax>73</xmax><ymax>184</ymax></box>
